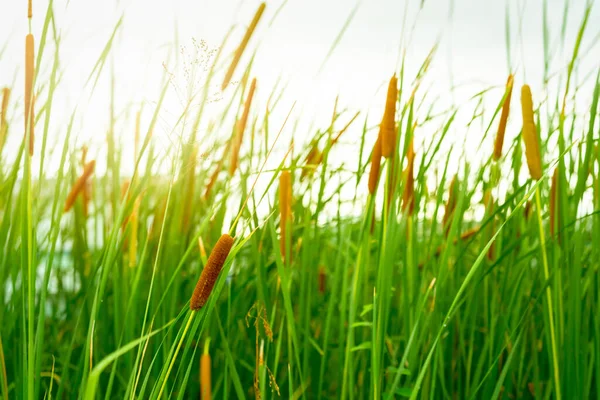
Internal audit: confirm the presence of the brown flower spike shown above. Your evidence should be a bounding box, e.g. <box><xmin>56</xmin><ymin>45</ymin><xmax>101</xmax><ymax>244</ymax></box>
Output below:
<box><xmin>190</xmin><ymin>234</ymin><xmax>234</xmax><ymax>310</ymax></box>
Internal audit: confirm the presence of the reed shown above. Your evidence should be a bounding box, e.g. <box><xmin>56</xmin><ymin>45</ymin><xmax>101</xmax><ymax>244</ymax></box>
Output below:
<box><xmin>493</xmin><ymin>74</ymin><xmax>514</xmax><ymax>160</ymax></box>
<box><xmin>221</xmin><ymin>3</ymin><xmax>266</xmax><ymax>90</ymax></box>
<box><xmin>368</xmin><ymin>136</ymin><xmax>382</xmax><ymax>195</ymax></box>
<box><xmin>25</xmin><ymin>34</ymin><xmax>35</xmax><ymax>156</ymax></box>
<box><xmin>279</xmin><ymin>170</ymin><xmax>292</xmax><ymax>260</ymax></box>
<box><xmin>64</xmin><ymin>160</ymin><xmax>96</xmax><ymax>212</ymax></box>
<box><xmin>521</xmin><ymin>84</ymin><xmax>543</xmax><ymax>180</ymax></box>
<box><xmin>381</xmin><ymin>74</ymin><xmax>398</xmax><ymax>158</ymax></box>
<box><xmin>230</xmin><ymin>78</ymin><xmax>257</xmax><ymax>176</ymax></box>
<box><xmin>190</xmin><ymin>233</ymin><xmax>234</xmax><ymax>310</ymax></box>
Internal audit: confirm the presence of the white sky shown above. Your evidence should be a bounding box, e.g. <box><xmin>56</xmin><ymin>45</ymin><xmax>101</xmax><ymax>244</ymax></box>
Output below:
<box><xmin>1</xmin><ymin>0</ymin><xmax>599</xmax><ymax>217</ymax></box>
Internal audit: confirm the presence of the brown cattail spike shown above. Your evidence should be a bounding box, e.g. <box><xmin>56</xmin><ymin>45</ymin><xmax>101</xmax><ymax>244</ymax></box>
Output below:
<box><xmin>25</xmin><ymin>34</ymin><xmax>35</xmax><ymax>155</ymax></box>
<box><xmin>229</xmin><ymin>78</ymin><xmax>257</xmax><ymax>176</ymax></box>
<box><xmin>200</xmin><ymin>341</ymin><xmax>212</xmax><ymax>400</ymax></box>
<box><xmin>221</xmin><ymin>3</ymin><xmax>266</xmax><ymax>90</ymax></box>
<box><xmin>549</xmin><ymin>167</ymin><xmax>558</xmax><ymax>237</ymax></box>
<box><xmin>190</xmin><ymin>234</ymin><xmax>234</xmax><ymax>310</ymax></box>
<box><xmin>0</xmin><ymin>87</ymin><xmax>10</xmax><ymax>152</ymax></box>
<box><xmin>368</xmin><ymin>135</ymin><xmax>382</xmax><ymax>195</ymax></box>
<box><xmin>64</xmin><ymin>160</ymin><xmax>96</xmax><ymax>212</ymax></box>
<box><xmin>381</xmin><ymin>74</ymin><xmax>398</xmax><ymax>158</ymax></box>
<box><xmin>301</xmin><ymin>145</ymin><xmax>323</xmax><ymax>181</ymax></box>
<box><xmin>279</xmin><ymin>170</ymin><xmax>292</xmax><ymax>260</ymax></box>
<box><xmin>521</xmin><ymin>85</ymin><xmax>543</xmax><ymax>180</ymax></box>
<box><xmin>494</xmin><ymin>74</ymin><xmax>514</xmax><ymax>160</ymax></box>
<box><xmin>402</xmin><ymin>139</ymin><xmax>415</xmax><ymax>215</ymax></box>
<box><xmin>28</xmin><ymin>0</ymin><xmax>33</xmax><ymax>18</ymax></box>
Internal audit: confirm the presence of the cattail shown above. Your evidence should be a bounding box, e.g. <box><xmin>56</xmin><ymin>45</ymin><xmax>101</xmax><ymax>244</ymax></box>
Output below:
<box><xmin>549</xmin><ymin>167</ymin><xmax>558</xmax><ymax>237</ymax></box>
<box><xmin>1</xmin><ymin>87</ymin><xmax>10</xmax><ymax>152</ymax></box>
<box><xmin>150</xmin><ymin>195</ymin><xmax>167</xmax><ymax>240</ymax></box>
<box><xmin>493</xmin><ymin>74</ymin><xmax>514</xmax><ymax>160</ymax></box>
<box><xmin>524</xmin><ymin>200</ymin><xmax>533</xmax><ymax>221</ymax></box>
<box><xmin>318</xmin><ymin>265</ymin><xmax>326</xmax><ymax>294</ymax></box>
<box><xmin>401</xmin><ymin>139</ymin><xmax>415</xmax><ymax>214</ymax></box>
<box><xmin>368</xmin><ymin>136</ymin><xmax>382</xmax><ymax>195</ymax></box>
<box><xmin>28</xmin><ymin>0</ymin><xmax>32</xmax><ymax>19</ymax></box>
<box><xmin>25</xmin><ymin>34</ymin><xmax>35</xmax><ymax>155</ymax></box>
<box><xmin>221</xmin><ymin>3</ymin><xmax>266</xmax><ymax>90</ymax></box>
<box><xmin>300</xmin><ymin>145</ymin><xmax>323</xmax><ymax>181</ymax></box>
<box><xmin>521</xmin><ymin>85</ymin><xmax>543</xmax><ymax>180</ymax></box>
<box><xmin>64</xmin><ymin>160</ymin><xmax>96</xmax><ymax>212</ymax></box>
<box><xmin>442</xmin><ymin>176</ymin><xmax>458</xmax><ymax>236</ymax></box>
<box><xmin>200</xmin><ymin>341</ymin><xmax>212</xmax><ymax>400</ymax></box>
<box><xmin>229</xmin><ymin>78</ymin><xmax>257</xmax><ymax>176</ymax></box>
<box><xmin>279</xmin><ymin>170</ymin><xmax>292</xmax><ymax>260</ymax></box>
<box><xmin>190</xmin><ymin>234</ymin><xmax>234</xmax><ymax>310</ymax></box>
<box><xmin>380</xmin><ymin>74</ymin><xmax>398</xmax><ymax>158</ymax></box>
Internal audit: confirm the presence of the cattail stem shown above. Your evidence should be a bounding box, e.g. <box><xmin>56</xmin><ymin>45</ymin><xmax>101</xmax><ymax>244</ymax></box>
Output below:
<box><xmin>64</xmin><ymin>161</ymin><xmax>96</xmax><ymax>212</ymax></box>
<box><xmin>221</xmin><ymin>3</ymin><xmax>266</xmax><ymax>90</ymax></box>
<box><xmin>534</xmin><ymin>187</ymin><xmax>562</xmax><ymax>400</ymax></box>
<box><xmin>25</xmin><ymin>34</ymin><xmax>35</xmax><ymax>156</ymax></box>
<box><xmin>521</xmin><ymin>85</ymin><xmax>543</xmax><ymax>180</ymax></box>
<box><xmin>190</xmin><ymin>234</ymin><xmax>234</xmax><ymax>310</ymax></box>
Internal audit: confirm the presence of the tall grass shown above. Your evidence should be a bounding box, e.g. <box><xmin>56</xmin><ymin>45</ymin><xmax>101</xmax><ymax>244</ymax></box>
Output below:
<box><xmin>0</xmin><ymin>1</ymin><xmax>599</xmax><ymax>399</ymax></box>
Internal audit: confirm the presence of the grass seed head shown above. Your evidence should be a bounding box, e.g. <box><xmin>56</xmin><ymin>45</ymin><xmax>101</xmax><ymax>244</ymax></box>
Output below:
<box><xmin>190</xmin><ymin>233</ymin><xmax>235</xmax><ymax>310</ymax></box>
